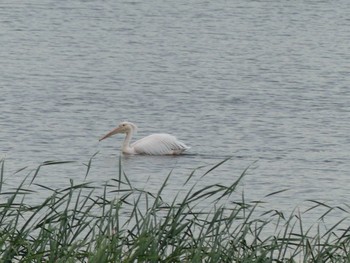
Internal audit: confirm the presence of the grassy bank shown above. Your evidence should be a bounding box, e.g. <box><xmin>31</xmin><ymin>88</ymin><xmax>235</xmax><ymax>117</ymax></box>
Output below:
<box><xmin>0</xmin><ymin>157</ymin><xmax>349</xmax><ymax>262</ymax></box>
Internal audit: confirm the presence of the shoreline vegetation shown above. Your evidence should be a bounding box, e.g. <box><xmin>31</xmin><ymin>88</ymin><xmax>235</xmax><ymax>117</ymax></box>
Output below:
<box><xmin>0</xmin><ymin>156</ymin><xmax>349</xmax><ymax>262</ymax></box>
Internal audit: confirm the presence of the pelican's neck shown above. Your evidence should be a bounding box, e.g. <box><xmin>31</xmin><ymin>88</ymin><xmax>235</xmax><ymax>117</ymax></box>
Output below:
<box><xmin>122</xmin><ymin>130</ymin><xmax>135</xmax><ymax>154</ymax></box>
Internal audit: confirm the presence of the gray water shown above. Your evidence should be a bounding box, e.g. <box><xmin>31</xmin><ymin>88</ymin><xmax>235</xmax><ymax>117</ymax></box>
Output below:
<box><xmin>1</xmin><ymin>1</ymin><xmax>350</xmax><ymax>226</ymax></box>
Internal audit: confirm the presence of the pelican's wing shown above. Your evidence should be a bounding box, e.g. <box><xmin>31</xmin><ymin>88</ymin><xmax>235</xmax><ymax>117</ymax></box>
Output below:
<box><xmin>131</xmin><ymin>134</ymin><xmax>189</xmax><ymax>155</ymax></box>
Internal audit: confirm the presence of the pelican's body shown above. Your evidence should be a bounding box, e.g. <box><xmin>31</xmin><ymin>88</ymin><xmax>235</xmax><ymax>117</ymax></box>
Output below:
<box><xmin>99</xmin><ymin>122</ymin><xmax>189</xmax><ymax>155</ymax></box>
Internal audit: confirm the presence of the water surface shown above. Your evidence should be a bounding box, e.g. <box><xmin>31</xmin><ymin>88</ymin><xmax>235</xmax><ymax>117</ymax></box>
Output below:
<box><xmin>1</xmin><ymin>0</ymin><xmax>350</xmax><ymax>226</ymax></box>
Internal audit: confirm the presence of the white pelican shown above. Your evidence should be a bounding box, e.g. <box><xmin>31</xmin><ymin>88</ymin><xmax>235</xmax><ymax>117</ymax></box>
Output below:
<box><xmin>99</xmin><ymin>121</ymin><xmax>190</xmax><ymax>155</ymax></box>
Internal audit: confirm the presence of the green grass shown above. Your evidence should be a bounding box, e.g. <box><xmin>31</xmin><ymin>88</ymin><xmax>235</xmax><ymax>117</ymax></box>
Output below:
<box><xmin>0</xmin><ymin>156</ymin><xmax>349</xmax><ymax>262</ymax></box>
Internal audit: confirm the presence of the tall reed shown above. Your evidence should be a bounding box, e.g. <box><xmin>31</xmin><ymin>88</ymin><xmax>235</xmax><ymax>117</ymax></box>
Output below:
<box><xmin>0</xmin><ymin>156</ymin><xmax>349</xmax><ymax>262</ymax></box>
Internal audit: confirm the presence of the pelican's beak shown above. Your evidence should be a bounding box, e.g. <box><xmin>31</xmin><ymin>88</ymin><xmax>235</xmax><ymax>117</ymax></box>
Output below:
<box><xmin>99</xmin><ymin>127</ymin><xmax>122</xmax><ymax>141</ymax></box>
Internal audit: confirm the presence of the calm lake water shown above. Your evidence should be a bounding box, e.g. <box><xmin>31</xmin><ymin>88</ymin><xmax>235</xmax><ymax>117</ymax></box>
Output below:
<box><xmin>1</xmin><ymin>1</ymin><xmax>350</xmax><ymax>226</ymax></box>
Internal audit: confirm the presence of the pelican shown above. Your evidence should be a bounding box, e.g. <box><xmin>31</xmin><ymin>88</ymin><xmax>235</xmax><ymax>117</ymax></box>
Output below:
<box><xmin>99</xmin><ymin>121</ymin><xmax>190</xmax><ymax>155</ymax></box>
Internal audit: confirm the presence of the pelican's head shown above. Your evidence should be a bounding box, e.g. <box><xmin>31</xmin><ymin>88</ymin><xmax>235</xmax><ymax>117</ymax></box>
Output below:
<box><xmin>99</xmin><ymin>121</ymin><xmax>137</xmax><ymax>141</ymax></box>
